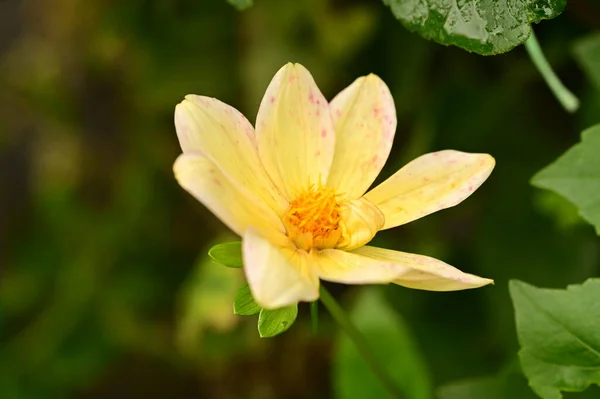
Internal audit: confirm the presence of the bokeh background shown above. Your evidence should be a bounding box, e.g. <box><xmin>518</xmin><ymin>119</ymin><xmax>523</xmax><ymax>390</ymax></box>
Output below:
<box><xmin>1</xmin><ymin>0</ymin><xmax>600</xmax><ymax>398</ymax></box>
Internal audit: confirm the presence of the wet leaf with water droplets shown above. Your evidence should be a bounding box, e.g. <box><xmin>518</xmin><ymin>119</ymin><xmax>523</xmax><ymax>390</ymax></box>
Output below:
<box><xmin>257</xmin><ymin>304</ymin><xmax>298</xmax><ymax>338</ymax></box>
<box><xmin>382</xmin><ymin>0</ymin><xmax>567</xmax><ymax>55</ymax></box>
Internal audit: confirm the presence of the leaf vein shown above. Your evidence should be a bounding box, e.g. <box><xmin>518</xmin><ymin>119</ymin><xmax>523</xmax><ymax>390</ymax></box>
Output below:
<box><xmin>526</xmin><ymin>349</ymin><xmax>600</xmax><ymax>370</ymax></box>
<box><xmin>520</xmin><ymin>287</ymin><xmax>600</xmax><ymax>361</ymax></box>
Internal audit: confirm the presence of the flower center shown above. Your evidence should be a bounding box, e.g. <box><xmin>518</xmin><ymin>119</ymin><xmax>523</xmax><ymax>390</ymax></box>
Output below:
<box><xmin>282</xmin><ymin>185</ymin><xmax>342</xmax><ymax>251</ymax></box>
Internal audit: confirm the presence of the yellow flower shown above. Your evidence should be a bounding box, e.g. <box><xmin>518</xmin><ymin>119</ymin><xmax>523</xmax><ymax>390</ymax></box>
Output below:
<box><xmin>174</xmin><ymin>63</ymin><xmax>495</xmax><ymax>309</ymax></box>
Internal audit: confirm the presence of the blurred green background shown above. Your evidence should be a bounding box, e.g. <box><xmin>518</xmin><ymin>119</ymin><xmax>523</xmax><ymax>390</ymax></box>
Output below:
<box><xmin>1</xmin><ymin>0</ymin><xmax>600</xmax><ymax>398</ymax></box>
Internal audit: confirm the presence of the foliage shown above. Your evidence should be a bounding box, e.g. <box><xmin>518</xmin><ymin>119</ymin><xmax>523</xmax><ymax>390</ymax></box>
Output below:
<box><xmin>382</xmin><ymin>0</ymin><xmax>566</xmax><ymax>55</ymax></box>
<box><xmin>532</xmin><ymin>125</ymin><xmax>600</xmax><ymax>234</ymax></box>
<box><xmin>257</xmin><ymin>305</ymin><xmax>298</xmax><ymax>338</ymax></box>
<box><xmin>1</xmin><ymin>0</ymin><xmax>600</xmax><ymax>397</ymax></box>
<box><xmin>233</xmin><ymin>285</ymin><xmax>262</xmax><ymax>315</ymax></box>
<box><xmin>209</xmin><ymin>241</ymin><xmax>244</xmax><ymax>268</ymax></box>
<box><xmin>510</xmin><ymin>280</ymin><xmax>600</xmax><ymax>398</ymax></box>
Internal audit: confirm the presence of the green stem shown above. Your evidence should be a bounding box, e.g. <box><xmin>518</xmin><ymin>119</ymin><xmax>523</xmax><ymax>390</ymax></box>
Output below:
<box><xmin>524</xmin><ymin>30</ymin><xmax>579</xmax><ymax>113</ymax></box>
<box><xmin>319</xmin><ymin>287</ymin><xmax>404</xmax><ymax>399</ymax></box>
<box><xmin>310</xmin><ymin>301</ymin><xmax>319</xmax><ymax>333</ymax></box>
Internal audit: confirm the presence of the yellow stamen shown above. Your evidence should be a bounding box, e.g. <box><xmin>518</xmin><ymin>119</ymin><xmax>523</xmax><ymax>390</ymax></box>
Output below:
<box><xmin>283</xmin><ymin>185</ymin><xmax>342</xmax><ymax>251</ymax></box>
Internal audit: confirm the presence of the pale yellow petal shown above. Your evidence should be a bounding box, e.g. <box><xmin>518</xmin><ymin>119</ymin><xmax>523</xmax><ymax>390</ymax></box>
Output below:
<box><xmin>353</xmin><ymin>246</ymin><xmax>492</xmax><ymax>290</ymax></box>
<box><xmin>175</xmin><ymin>96</ymin><xmax>285</xmax><ymax>214</ymax></box>
<box><xmin>327</xmin><ymin>74</ymin><xmax>396</xmax><ymax>199</ymax></box>
<box><xmin>243</xmin><ymin>228</ymin><xmax>320</xmax><ymax>309</ymax></box>
<box><xmin>314</xmin><ymin>248</ymin><xmax>400</xmax><ymax>284</ymax></box>
<box><xmin>174</xmin><ymin>153</ymin><xmax>283</xmax><ymax>237</ymax></box>
<box><xmin>336</xmin><ymin>197</ymin><xmax>385</xmax><ymax>251</ymax></box>
<box><xmin>365</xmin><ymin>151</ymin><xmax>495</xmax><ymax>229</ymax></box>
<box><xmin>255</xmin><ymin>63</ymin><xmax>335</xmax><ymax>199</ymax></box>
<box><xmin>315</xmin><ymin>246</ymin><xmax>493</xmax><ymax>290</ymax></box>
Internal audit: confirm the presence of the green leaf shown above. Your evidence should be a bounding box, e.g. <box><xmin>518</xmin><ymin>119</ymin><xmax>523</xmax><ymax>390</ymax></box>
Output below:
<box><xmin>531</xmin><ymin>124</ymin><xmax>600</xmax><ymax>235</ymax></box>
<box><xmin>573</xmin><ymin>33</ymin><xmax>600</xmax><ymax>92</ymax></box>
<box><xmin>208</xmin><ymin>241</ymin><xmax>243</xmax><ymax>268</ymax></box>
<box><xmin>382</xmin><ymin>0</ymin><xmax>566</xmax><ymax>55</ymax></box>
<box><xmin>233</xmin><ymin>285</ymin><xmax>261</xmax><ymax>316</ymax></box>
<box><xmin>334</xmin><ymin>288</ymin><xmax>431</xmax><ymax>399</ymax></box>
<box><xmin>257</xmin><ymin>305</ymin><xmax>298</xmax><ymax>338</ymax></box>
<box><xmin>509</xmin><ymin>279</ymin><xmax>600</xmax><ymax>399</ymax></box>
<box><xmin>226</xmin><ymin>0</ymin><xmax>253</xmax><ymax>11</ymax></box>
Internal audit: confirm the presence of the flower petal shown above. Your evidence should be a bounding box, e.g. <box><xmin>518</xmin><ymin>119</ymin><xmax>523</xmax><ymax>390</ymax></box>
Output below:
<box><xmin>336</xmin><ymin>198</ymin><xmax>385</xmax><ymax>251</ymax></box>
<box><xmin>243</xmin><ymin>228</ymin><xmax>320</xmax><ymax>309</ymax></box>
<box><xmin>255</xmin><ymin>63</ymin><xmax>335</xmax><ymax>200</ymax></box>
<box><xmin>327</xmin><ymin>74</ymin><xmax>396</xmax><ymax>199</ymax></box>
<box><xmin>365</xmin><ymin>150</ymin><xmax>495</xmax><ymax>230</ymax></box>
<box><xmin>174</xmin><ymin>153</ymin><xmax>283</xmax><ymax>236</ymax></box>
<box><xmin>314</xmin><ymin>248</ymin><xmax>400</xmax><ymax>284</ymax></box>
<box><xmin>175</xmin><ymin>96</ymin><xmax>285</xmax><ymax>214</ymax></box>
<box><xmin>316</xmin><ymin>246</ymin><xmax>493</xmax><ymax>290</ymax></box>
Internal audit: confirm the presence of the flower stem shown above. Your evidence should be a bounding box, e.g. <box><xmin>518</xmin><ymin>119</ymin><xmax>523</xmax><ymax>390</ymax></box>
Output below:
<box><xmin>310</xmin><ymin>301</ymin><xmax>319</xmax><ymax>333</ymax></box>
<box><xmin>319</xmin><ymin>286</ymin><xmax>404</xmax><ymax>399</ymax></box>
<box><xmin>524</xmin><ymin>29</ymin><xmax>579</xmax><ymax>113</ymax></box>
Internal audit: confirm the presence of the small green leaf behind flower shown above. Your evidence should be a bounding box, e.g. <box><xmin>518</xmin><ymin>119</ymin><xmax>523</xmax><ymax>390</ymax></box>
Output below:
<box><xmin>208</xmin><ymin>242</ymin><xmax>299</xmax><ymax>337</ymax></box>
<box><xmin>509</xmin><ymin>279</ymin><xmax>600</xmax><ymax>399</ymax></box>
<box><xmin>232</xmin><ymin>284</ymin><xmax>299</xmax><ymax>338</ymax></box>
<box><xmin>209</xmin><ymin>241</ymin><xmax>243</xmax><ymax>268</ymax></box>
<box><xmin>233</xmin><ymin>285</ymin><xmax>261</xmax><ymax>316</ymax></box>
<box><xmin>258</xmin><ymin>305</ymin><xmax>298</xmax><ymax>338</ymax></box>
<box><xmin>531</xmin><ymin>124</ymin><xmax>600</xmax><ymax>235</ymax></box>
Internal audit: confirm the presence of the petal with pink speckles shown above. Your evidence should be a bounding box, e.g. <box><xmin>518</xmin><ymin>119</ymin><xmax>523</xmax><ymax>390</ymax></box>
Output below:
<box><xmin>255</xmin><ymin>63</ymin><xmax>335</xmax><ymax>200</ymax></box>
<box><xmin>315</xmin><ymin>246</ymin><xmax>493</xmax><ymax>290</ymax></box>
<box><xmin>175</xmin><ymin>96</ymin><xmax>286</xmax><ymax>214</ymax></box>
<box><xmin>365</xmin><ymin>151</ymin><xmax>495</xmax><ymax>229</ymax></box>
<box><xmin>327</xmin><ymin>74</ymin><xmax>397</xmax><ymax>199</ymax></box>
<box><xmin>174</xmin><ymin>153</ymin><xmax>284</xmax><ymax>237</ymax></box>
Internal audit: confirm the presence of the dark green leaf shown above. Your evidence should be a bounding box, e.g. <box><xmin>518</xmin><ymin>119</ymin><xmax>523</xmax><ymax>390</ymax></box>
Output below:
<box><xmin>573</xmin><ymin>33</ymin><xmax>600</xmax><ymax>92</ymax></box>
<box><xmin>257</xmin><ymin>305</ymin><xmax>298</xmax><ymax>338</ymax></box>
<box><xmin>208</xmin><ymin>241</ymin><xmax>243</xmax><ymax>268</ymax></box>
<box><xmin>382</xmin><ymin>0</ymin><xmax>566</xmax><ymax>55</ymax></box>
<box><xmin>226</xmin><ymin>0</ymin><xmax>253</xmax><ymax>11</ymax></box>
<box><xmin>531</xmin><ymin>124</ymin><xmax>600</xmax><ymax>235</ymax></box>
<box><xmin>509</xmin><ymin>279</ymin><xmax>600</xmax><ymax>399</ymax></box>
<box><xmin>334</xmin><ymin>288</ymin><xmax>431</xmax><ymax>399</ymax></box>
<box><xmin>233</xmin><ymin>285</ymin><xmax>261</xmax><ymax>316</ymax></box>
